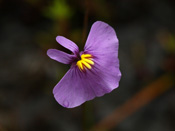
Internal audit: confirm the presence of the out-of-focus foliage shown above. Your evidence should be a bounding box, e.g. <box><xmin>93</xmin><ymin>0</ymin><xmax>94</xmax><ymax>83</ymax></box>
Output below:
<box><xmin>157</xmin><ymin>31</ymin><xmax>175</xmax><ymax>54</ymax></box>
<box><xmin>43</xmin><ymin>0</ymin><xmax>73</xmax><ymax>20</ymax></box>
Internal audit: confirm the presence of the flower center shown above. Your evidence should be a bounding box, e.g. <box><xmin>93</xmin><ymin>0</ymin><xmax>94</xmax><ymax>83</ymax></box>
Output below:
<box><xmin>76</xmin><ymin>54</ymin><xmax>94</xmax><ymax>71</ymax></box>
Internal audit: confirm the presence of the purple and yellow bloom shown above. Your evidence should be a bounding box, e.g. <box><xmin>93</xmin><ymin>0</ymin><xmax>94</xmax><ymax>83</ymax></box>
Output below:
<box><xmin>47</xmin><ymin>21</ymin><xmax>121</xmax><ymax>108</ymax></box>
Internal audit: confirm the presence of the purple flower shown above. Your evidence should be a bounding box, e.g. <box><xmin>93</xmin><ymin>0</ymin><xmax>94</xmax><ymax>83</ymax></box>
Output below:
<box><xmin>47</xmin><ymin>21</ymin><xmax>121</xmax><ymax>108</ymax></box>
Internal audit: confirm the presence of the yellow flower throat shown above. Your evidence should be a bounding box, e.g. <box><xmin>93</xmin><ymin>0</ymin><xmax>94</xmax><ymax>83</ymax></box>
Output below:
<box><xmin>76</xmin><ymin>54</ymin><xmax>94</xmax><ymax>71</ymax></box>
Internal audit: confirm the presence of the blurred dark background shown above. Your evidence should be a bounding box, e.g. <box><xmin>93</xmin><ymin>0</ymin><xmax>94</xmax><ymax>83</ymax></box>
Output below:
<box><xmin>0</xmin><ymin>0</ymin><xmax>175</xmax><ymax>131</ymax></box>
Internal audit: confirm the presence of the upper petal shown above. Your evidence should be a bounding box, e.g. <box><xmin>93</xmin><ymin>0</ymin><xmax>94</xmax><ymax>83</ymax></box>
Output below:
<box><xmin>47</xmin><ymin>49</ymin><xmax>75</xmax><ymax>64</ymax></box>
<box><xmin>56</xmin><ymin>36</ymin><xmax>79</xmax><ymax>54</ymax></box>
<box><xmin>84</xmin><ymin>21</ymin><xmax>119</xmax><ymax>55</ymax></box>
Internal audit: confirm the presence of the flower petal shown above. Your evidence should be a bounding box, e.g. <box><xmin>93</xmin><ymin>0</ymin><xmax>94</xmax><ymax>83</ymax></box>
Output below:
<box><xmin>47</xmin><ymin>49</ymin><xmax>75</xmax><ymax>64</ymax></box>
<box><xmin>53</xmin><ymin>66</ymin><xmax>115</xmax><ymax>108</ymax></box>
<box><xmin>84</xmin><ymin>21</ymin><xmax>121</xmax><ymax>92</ymax></box>
<box><xmin>84</xmin><ymin>21</ymin><xmax>119</xmax><ymax>54</ymax></box>
<box><xmin>92</xmin><ymin>58</ymin><xmax>121</xmax><ymax>91</ymax></box>
<box><xmin>53</xmin><ymin>67</ymin><xmax>93</xmax><ymax>108</ymax></box>
<box><xmin>56</xmin><ymin>36</ymin><xmax>79</xmax><ymax>54</ymax></box>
